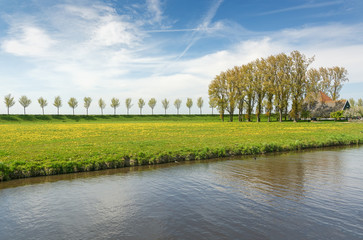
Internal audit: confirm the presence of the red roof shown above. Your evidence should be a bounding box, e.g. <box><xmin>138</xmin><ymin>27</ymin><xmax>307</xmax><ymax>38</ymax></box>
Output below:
<box><xmin>319</xmin><ymin>91</ymin><xmax>334</xmax><ymax>102</ymax></box>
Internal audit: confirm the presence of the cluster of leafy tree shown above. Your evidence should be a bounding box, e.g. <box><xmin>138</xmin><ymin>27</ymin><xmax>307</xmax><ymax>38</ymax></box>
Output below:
<box><xmin>208</xmin><ymin>50</ymin><xmax>348</xmax><ymax>122</ymax></box>
<box><xmin>343</xmin><ymin>98</ymin><xmax>363</xmax><ymax>118</ymax></box>
<box><xmin>3</xmin><ymin>95</ymin><xmax>205</xmax><ymax>115</ymax></box>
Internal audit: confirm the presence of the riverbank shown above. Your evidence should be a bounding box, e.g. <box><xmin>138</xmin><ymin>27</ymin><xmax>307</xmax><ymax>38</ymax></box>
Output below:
<box><xmin>0</xmin><ymin>119</ymin><xmax>362</xmax><ymax>181</ymax></box>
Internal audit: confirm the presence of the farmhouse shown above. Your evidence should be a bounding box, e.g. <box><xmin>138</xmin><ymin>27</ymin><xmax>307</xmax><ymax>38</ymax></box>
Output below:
<box><xmin>302</xmin><ymin>91</ymin><xmax>350</xmax><ymax>118</ymax></box>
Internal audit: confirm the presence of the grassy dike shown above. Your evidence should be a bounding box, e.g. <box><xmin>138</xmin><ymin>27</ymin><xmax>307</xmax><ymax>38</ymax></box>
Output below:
<box><xmin>0</xmin><ymin>114</ymin><xmax>362</xmax><ymax>181</ymax></box>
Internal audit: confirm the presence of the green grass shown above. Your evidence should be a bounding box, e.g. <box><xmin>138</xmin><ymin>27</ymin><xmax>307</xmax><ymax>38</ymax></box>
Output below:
<box><xmin>0</xmin><ymin>115</ymin><xmax>361</xmax><ymax>181</ymax></box>
<box><xmin>0</xmin><ymin>113</ymin><xmax>301</xmax><ymax>123</ymax></box>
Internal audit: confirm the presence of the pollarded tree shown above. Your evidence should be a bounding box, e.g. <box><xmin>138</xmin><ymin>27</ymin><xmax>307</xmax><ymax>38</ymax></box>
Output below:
<box><xmin>53</xmin><ymin>96</ymin><xmax>62</xmax><ymax>115</ymax></box>
<box><xmin>125</xmin><ymin>98</ymin><xmax>132</xmax><ymax>115</ymax></box>
<box><xmin>111</xmin><ymin>97</ymin><xmax>120</xmax><ymax>115</ymax></box>
<box><xmin>197</xmin><ymin>97</ymin><xmax>204</xmax><ymax>115</ymax></box>
<box><xmin>19</xmin><ymin>96</ymin><xmax>32</xmax><ymax>115</ymax></box>
<box><xmin>161</xmin><ymin>98</ymin><xmax>169</xmax><ymax>115</ymax></box>
<box><xmin>148</xmin><ymin>98</ymin><xmax>157</xmax><ymax>115</ymax></box>
<box><xmin>209</xmin><ymin>97</ymin><xmax>217</xmax><ymax>115</ymax></box>
<box><xmin>186</xmin><ymin>98</ymin><xmax>193</xmax><ymax>115</ymax></box>
<box><xmin>174</xmin><ymin>99</ymin><xmax>182</xmax><ymax>115</ymax></box>
<box><xmin>38</xmin><ymin>97</ymin><xmax>48</xmax><ymax>115</ymax></box>
<box><xmin>98</xmin><ymin>98</ymin><xmax>106</xmax><ymax>115</ymax></box>
<box><xmin>290</xmin><ymin>50</ymin><xmax>314</xmax><ymax>122</ymax></box>
<box><xmin>84</xmin><ymin>97</ymin><xmax>92</xmax><ymax>115</ymax></box>
<box><xmin>68</xmin><ymin>97</ymin><xmax>78</xmax><ymax>115</ymax></box>
<box><xmin>4</xmin><ymin>94</ymin><xmax>15</xmax><ymax>115</ymax></box>
<box><xmin>138</xmin><ymin>98</ymin><xmax>145</xmax><ymax>115</ymax></box>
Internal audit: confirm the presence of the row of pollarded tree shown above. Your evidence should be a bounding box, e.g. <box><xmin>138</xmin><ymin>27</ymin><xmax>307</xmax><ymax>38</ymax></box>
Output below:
<box><xmin>208</xmin><ymin>50</ymin><xmax>348</xmax><ymax>122</ymax></box>
<box><xmin>3</xmin><ymin>95</ymin><xmax>207</xmax><ymax>115</ymax></box>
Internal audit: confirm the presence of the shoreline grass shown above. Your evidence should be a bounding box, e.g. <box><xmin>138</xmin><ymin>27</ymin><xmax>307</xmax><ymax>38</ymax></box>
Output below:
<box><xmin>0</xmin><ymin>116</ymin><xmax>362</xmax><ymax>181</ymax></box>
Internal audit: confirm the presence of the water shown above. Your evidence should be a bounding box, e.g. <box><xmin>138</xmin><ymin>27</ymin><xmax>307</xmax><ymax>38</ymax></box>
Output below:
<box><xmin>1</xmin><ymin>146</ymin><xmax>363</xmax><ymax>240</ymax></box>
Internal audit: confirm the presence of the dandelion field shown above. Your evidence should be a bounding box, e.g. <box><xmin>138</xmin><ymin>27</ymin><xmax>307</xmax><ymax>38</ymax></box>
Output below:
<box><xmin>0</xmin><ymin>117</ymin><xmax>362</xmax><ymax>181</ymax></box>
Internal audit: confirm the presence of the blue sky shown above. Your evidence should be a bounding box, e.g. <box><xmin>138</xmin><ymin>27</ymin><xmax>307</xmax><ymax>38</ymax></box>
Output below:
<box><xmin>0</xmin><ymin>0</ymin><xmax>362</xmax><ymax>114</ymax></box>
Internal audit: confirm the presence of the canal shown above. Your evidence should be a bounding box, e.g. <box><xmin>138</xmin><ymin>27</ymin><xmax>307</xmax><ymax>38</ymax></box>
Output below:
<box><xmin>1</xmin><ymin>146</ymin><xmax>362</xmax><ymax>239</ymax></box>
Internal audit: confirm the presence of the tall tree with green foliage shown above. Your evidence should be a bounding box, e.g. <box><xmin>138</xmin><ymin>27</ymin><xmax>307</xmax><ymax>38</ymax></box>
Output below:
<box><xmin>84</xmin><ymin>97</ymin><xmax>92</xmax><ymax>115</ymax></box>
<box><xmin>208</xmin><ymin>75</ymin><xmax>228</xmax><ymax>121</ymax></box>
<box><xmin>138</xmin><ymin>98</ymin><xmax>145</xmax><ymax>115</ymax></box>
<box><xmin>197</xmin><ymin>97</ymin><xmax>204</xmax><ymax>115</ymax></box>
<box><xmin>289</xmin><ymin>50</ymin><xmax>314</xmax><ymax>122</ymax></box>
<box><xmin>186</xmin><ymin>98</ymin><xmax>193</xmax><ymax>115</ymax></box>
<box><xmin>273</xmin><ymin>53</ymin><xmax>291</xmax><ymax>122</ymax></box>
<box><xmin>161</xmin><ymin>98</ymin><xmax>169</xmax><ymax>115</ymax></box>
<box><xmin>125</xmin><ymin>98</ymin><xmax>132</xmax><ymax>115</ymax></box>
<box><xmin>320</xmin><ymin>66</ymin><xmax>348</xmax><ymax>100</ymax></box>
<box><xmin>98</xmin><ymin>98</ymin><xmax>106</xmax><ymax>115</ymax></box>
<box><xmin>19</xmin><ymin>96</ymin><xmax>31</xmax><ymax>114</ymax></box>
<box><xmin>264</xmin><ymin>55</ymin><xmax>277</xmax><ymax>122</ymax></box>
<box><xmin>224</xmin><ymin>69</ymin><xmax>240</xmax><ymax>122</ymax></box>
<box><xmin>148</xmin><ymin>98</ymin><xmax>157</xmax><ymax>115</ymax></box>
<box><xmin>38</xmin><ymin>97</ymin><xmax>48</xmax><ymax>115</ymax></box>
<box><xmin>174</xmin><ymin>99</ymin><xmax>182</xmax><ymax>115</ymax></box>
<box><xmin>233</xmin><ymin>66</ymin><xmax>246</xmax><ymax>122</ymax></box>
<box><xmin>4</xmin><ymin>94</ymin><xmax>15</xmax><ymax>115</ymax></box>
<box><xmin>242</xmin><ymin>63</ymin><xmax>256</xmax><ymax>122</ymax></box>
<box><xmin>328</xmin><ymin>66</ymin><xmax>348</xmax><ymax>101</ymax></box>
<box><xmin>53</xmin><ymin>96</ymin><xmax>62</xmax><ymax>115</ymax></box>
<box><xmin>349</xmin><ymin>98</ymin><xmax>355</xmax><ymax>107</ymax></box>
<box><xmin>110</xmin><ymin>98</ymin><xmax>120</xmax><ymax>115</ymax></box>
<box><xmin>254</xmin><ymin>58</ymin><xmax>268</xmax><ymax>122</ymax></box>
<box><xmin>306</xmin><ymin>68</ymin><xmax>322</xmax><ymax>105</ymax></box>
<box><xmin>68</xmin><ymin>98</ymin><xmax>78</xmax><ymax>115</ymax></box>
<box><xmin>357</xmin><ymin>98</ymin><xmax>363</xmax><ymax>107</ymax></box>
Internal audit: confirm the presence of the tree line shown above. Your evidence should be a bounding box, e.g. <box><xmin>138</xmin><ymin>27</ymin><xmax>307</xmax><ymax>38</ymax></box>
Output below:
<box><xmin>208</xmin><ymin>50</ymin><xmax>349</xmax><ymax>122</ymax></box>
<box><xmin>2</xmin><ymin>95</ymin><xmax>207</xmax><ymax>115</ymax></box>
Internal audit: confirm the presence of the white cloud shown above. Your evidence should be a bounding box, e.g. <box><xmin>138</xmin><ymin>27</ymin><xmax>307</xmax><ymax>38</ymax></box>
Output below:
<box><xmin>1</xmin><ymin>26</ymin><xmax>56</xmax><ymax>57</ymax></box>
<box><xmin>146</xmin><ymin>0</ymin><xmax>163</xmax><ymax>24</ymax></box>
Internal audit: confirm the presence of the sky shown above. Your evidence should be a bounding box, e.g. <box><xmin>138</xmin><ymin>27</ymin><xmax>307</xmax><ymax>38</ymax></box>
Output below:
<box><xmin>0</xmin><ymin>0</ymin><xmax>362</xmax><ymax>115</ymax></box>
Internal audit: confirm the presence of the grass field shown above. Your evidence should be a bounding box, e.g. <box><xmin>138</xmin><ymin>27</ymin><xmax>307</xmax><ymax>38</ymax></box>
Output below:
<box><xmin>0</xmin><ymin>115</ymin><xmax>362</xmax><ymax>181</ymax></box>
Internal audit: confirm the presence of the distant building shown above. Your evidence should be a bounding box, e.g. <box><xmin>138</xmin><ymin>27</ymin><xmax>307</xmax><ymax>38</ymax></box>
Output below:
<box><xmin>302</xmin><ymin>91</ymin><xmax>350</xmax><ymax>118</ymax></box>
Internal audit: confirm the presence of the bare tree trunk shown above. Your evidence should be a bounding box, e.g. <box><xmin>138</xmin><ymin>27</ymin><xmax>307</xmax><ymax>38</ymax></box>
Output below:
<box><xmin>212</xmin><ymin>108</ymin><xmax>214</xmax><ymax>115</ymax></box>
<box><xmin>57</xmin><ymin>108</ymin><xmax>59</xmax><ymax>115</ymax></box>
<box><xmin>152</xmin><ymin>108</ymin><xmax>154</xmax><ymax>115</ymax></box>
<box><xmin>72</xmin><ymin>108</ymin><xmax>74</xmax><ymax>115</ymax></box>
<box><xmin>24</xmin><ymin>107</ymin><xmax>26</xmax><ymax>115</ymax></box>
<box><xmin>42</xmin><ymin>108</ymin><xmax>44</xmax><ymax>115</ymax></box>
<box><xmin>279</xmin><ymin>109</ymin><xmax>283</xmax><ymax>122</ymax></box>
<box><xmin>114</xmin><ymin>108</ymin><xmax>116</xmax><ymax>115</ymax></box>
